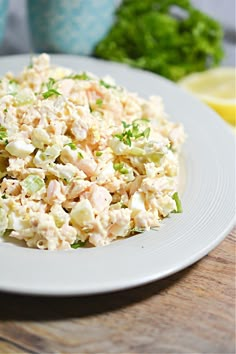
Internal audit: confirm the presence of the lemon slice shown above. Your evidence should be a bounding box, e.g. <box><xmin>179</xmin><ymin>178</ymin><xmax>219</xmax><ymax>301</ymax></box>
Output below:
<box><xmin>179</xmin><ymin>68</ymin><xmax>236</xmax><ymax>126</ymax></box>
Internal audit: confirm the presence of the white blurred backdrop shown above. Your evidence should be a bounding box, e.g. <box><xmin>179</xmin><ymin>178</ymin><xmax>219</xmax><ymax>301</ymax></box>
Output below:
<box><xmin>0</xmin><ymin>0</ymin><xmax>235</xmax><ymax>66</ymax></box>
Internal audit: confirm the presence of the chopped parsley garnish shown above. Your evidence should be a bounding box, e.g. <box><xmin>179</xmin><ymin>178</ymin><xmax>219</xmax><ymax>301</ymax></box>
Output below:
<box><xmin>96</xmin><ymin>98</ymin><xmax>103</xmax><ymax>106</ymax></box>
<box><xmin>95</xmin><ymin>151</ymin><xmax>103</xmax><ymax>157</ymax></box>
<box><xmin>114</xmin><ymin>131</ymin><xmax>131</xmax><ymax>146</ymax></box>
<box><xmin>42</xmin><ymin>88</ymin><xmax>60</xmax><ymax>99</ymax></box>
<box><xmin>42</xmin><ymin>77</ymin><xmax>61</xmax><ymax>99</ymax></box>
<box><xmin>114</xmin><ymin>121</ymin><xmax>150</xmax><ymax>146</ymax></box>
<box><xmin>66</xmin><ymin>142</ymin><xmax>77</xmax><ymax>150</ymax></box>
<box><xmin>172</xmin><ymin>192</ymin><xmax>183</xmax><ymax>213</ymax></box>
<box><xmin>3</xmin><ymin>109</ymin><xmax>8</xmax><ymax>113</ymax></box>
<box><xmin>113</xmin><ymin>162</ymin><xmax>129</xmax><ymax>174</ymax></box>
<box><xmin>130</xmin><ymin>227</ymin><xmax>145</xmax><ymax>233</ymax></box>
<box><xmin>48</xmin><ymin>77</ymin><xmax>56</xmax><ymax>86</ymax></box>
<box><xmin>68</xmin><ymin>73</ymin><xmax>91</xmax><ymax>80</ymax></box>
<box><xmin>71</xmin><ymin>240</ymin><xmax>86</xmax><ymax>249</ymax></box>
<box><xmin>78</xmin><ymin>152</ymin><xmax>84</xmax><ymax>159</ymax></box>
<box><xmin>1</xmin><ymin>194</ymin><xmax>7</xmax><ymax>199</ymax></box>
<box><xmin>9</xmin><ymin>79</ymin><xmax>18</xmax><ymax>84</ymax></box>
<box><xmin>0</xmin><ymin>126</ymin><xmax>7</xmax><ymax>140</ymax></box>
<box><xmin>99</xmin><ymin>80</ymin><xmax>115</xmax><ymax>89</ymax></box>
<box><xmin>121</xmin><ymin>121</ymin><xmax>130</xmax><ymax>129</ymax></box>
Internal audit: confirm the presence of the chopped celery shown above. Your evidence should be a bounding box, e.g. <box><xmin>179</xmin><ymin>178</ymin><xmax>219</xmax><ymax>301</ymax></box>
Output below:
<box><xmin>130</xmin><ymin>227</ymin><xmax>145</xmax><ymax>233</ymax></box>
<box><xmin>128</xmin><ymin>147</ymin><xmax>145</xmax><ymax>156</ymax></box>
<box><xmin>8</xmin><ymin>79</ymin><xmax>18</xmax><ymax>95</ymax></box>
<box><xmin>113</xmin><ymin>162</ymin><xmax>129</xmax><ymax>174</ymax></box>
<box><xmin>147</xmin><ymin>152</ymin><xmax>164</xmax><ymax>163</ymax></box>
<box><xmin>15</xmin><ymin>93</ymin><xmax>34</xmax><ymax>106</ymax></box>
<box><xmin>0</xmin><ymin>126</ymin><xmax>7</xmax><ymax>140</ymax></box>
<box><xmin>66</xmin><ymin>142</ymin><xmax>77</xmax><ymax>150</ymax></box>
<box><xmin>0</xmin><ymin>208</ymin><xmax>8</xmax><ymax>236</ymax></box>
<box><xmin>172</xmin><ymin>192</ymin><xmax>183</xmax><ymax>213</ymax></box>
<box><xmin>22</xmin><ymin>175</ymin><xmax>45</xmax><ymax>195</ymax></box>
<box><xmin>71</xmin><ymin>240</ymin><xmax>86</xmax><ymax>249</ymax></box>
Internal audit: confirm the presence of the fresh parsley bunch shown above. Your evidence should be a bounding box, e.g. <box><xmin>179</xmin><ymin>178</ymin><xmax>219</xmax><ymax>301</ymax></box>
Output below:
<box><xmin>94</xmin><ymin>0</ymin><xmax>224</xmax><ymax>81</ymax></box>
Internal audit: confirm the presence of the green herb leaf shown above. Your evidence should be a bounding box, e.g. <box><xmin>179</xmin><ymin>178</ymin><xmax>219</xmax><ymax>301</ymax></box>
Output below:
<box><xmin>0</xmin><ymin>126</ymin><xmax>7</xmax><ymax>140</ymax></box>
<box><xmin>47</xmin><ymin>77</ymin><xmax>56</xmax><ymax>89</ymax></box>
<box><xmin>42</xmin><ymin>89</ymin><xmax>61</xmax><ymax>99</ymax></box>
<box><xmin>78</xmin><ymin>152</ymin><xmax>84</xmax><ymax>159</ymax></box>
<box><xmin>172</xmin><ymin>192</ymin><xmax>183</xmax><ymax>213</ymax></box>
<box><xmin>68</xmin><ymin>73</ymin><xmax>91</xmax><ymax>80</ymax></box>
<box><xmin>96</xmin><ymin>98</ymin><xmax>103</xmax><ymax>106</ymax></box>
<box><xmin>94</xmin><ymin>0</ymin><xmax>224</xmax><ymax>81</ymax></box>
<box><xmin>3</xmin><ymin>109</ymin><xmax>8</xmax><ymax>113</ymax></box>
<box><xmin>114</xmin><ymin>121</ymin><xmax>150</xmax><ymax>146</ymax></box>
<box><xmin>71</xmin><ymin>240</ymin><xmax>86</xmax><ymax>249</ymax></box>
<box><xmin>130</xmin><ymin>227</ymin><xmax>145</xmax><ymax>233</ymax></box>
<box><xmin>1</xmin><ymin>194</ymin><xmax>7</xmax><ymax>199</ymax></box>
<box><xmin>122</xmin><ymin>121</ymin><xmax>130</xmax><ymax>129</ymax></box>
<box><xmin>66</xmin><ymin>142</ymin><xmax>77</xmax><ymax>150</ymax></box>
<box><xmin>100</xmin><ymin>80</ymin><xmax>115</xmax><ymax>89</ymax></box>
<box><xmin>42</xmin><ymin>78</ymin><xmax>61</xmax><ymax>99</ymax></box>
<box><xmin>95</xmin><ymin>151</ymin><xmax>103</xmax><ymax>157</ymax></box>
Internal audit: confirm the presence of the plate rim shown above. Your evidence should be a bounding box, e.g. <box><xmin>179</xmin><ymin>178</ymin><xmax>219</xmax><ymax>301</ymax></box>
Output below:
<box><xmin>0</xmin><ymin>221</ymin><xmax>235</xmax><ymax>297</ymax></box>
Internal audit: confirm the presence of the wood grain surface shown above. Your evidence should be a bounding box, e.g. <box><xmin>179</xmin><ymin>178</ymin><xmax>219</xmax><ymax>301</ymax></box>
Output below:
<box><xmin>0</xmin><ymin>228</ymin><xmax>235</xmax><ymax>354</ymax></box>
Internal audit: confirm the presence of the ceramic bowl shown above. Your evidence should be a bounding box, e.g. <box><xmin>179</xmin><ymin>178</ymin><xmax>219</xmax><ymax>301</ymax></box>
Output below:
<box><xmin>27</xmin><ymin>0</ymin><xmax>117</xmax><ymax>55</ymax></box>
<box><xmin>0</xmin><ymin>0</ymin><xmax>8</xmax><ymax>45</ymax></box>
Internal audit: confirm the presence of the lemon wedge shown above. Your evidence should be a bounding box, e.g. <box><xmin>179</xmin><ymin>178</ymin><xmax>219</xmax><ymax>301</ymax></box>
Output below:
<box><xmin>179</xmin><ymin>68</ymin><xmax>236</xmax><ymax>126</ymax></box>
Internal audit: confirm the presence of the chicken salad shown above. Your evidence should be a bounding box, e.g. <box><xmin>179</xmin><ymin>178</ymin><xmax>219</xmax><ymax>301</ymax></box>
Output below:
<box><xmin>0</xmin><ymin>54</ymin><xmax>185</xmax><ymax>250</ymax></box>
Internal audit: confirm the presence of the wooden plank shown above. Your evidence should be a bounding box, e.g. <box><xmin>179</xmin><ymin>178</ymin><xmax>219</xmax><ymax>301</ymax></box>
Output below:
<box><xmin>0</xmin><ymin>228</ymin><xmax>235</xmax><ymax>354</ymax></box>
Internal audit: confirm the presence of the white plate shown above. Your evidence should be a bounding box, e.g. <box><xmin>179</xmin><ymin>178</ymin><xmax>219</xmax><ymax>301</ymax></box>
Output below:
<box><xmin>0</xmin><ymin>55</ymin><xmax>235</xmax><ymax>296</ymax></box>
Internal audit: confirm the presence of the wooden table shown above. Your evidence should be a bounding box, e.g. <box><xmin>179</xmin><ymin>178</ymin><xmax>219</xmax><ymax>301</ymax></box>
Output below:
<box><xmin>0</xmin><ymin>228</ymin><xmax>235</xmax><ymax>354</ymax></box>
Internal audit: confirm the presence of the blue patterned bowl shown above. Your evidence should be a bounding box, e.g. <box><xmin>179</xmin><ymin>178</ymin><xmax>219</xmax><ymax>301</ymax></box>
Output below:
<box><xmin>0</xmin><ymin>0</ymin><xmax>8</xmax><ymax>45</ymax></box>
<box><xmin>27</xmin><ymin>0</ymin><xmax>117</xmax><ymax>55</ymax></box>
